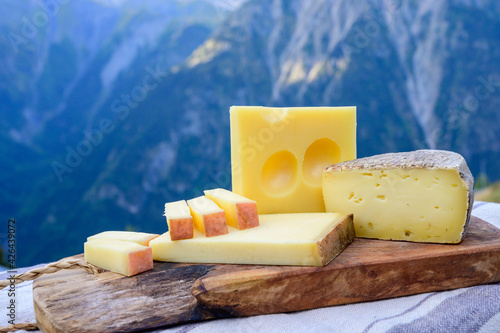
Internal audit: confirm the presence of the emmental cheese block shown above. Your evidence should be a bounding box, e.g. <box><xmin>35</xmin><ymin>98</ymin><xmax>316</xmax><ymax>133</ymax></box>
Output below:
<box><xmin>150</xmin><ymin>213</ymin><xmax>355</xmax><ymax>266</ymax></box>
<box><xmin>164</xmin><ymin>200</ymin><xmax>194</xmax><ymax>240</ymax></box>
<box><xmin>230</xmin><ymin>106</ymin><xmax>356</xmax><ymax>214</ymax></box>
<box><xmin>187</xmin><ymin>196</ymin><xmax>228</xmax><ymax>237</ymax></box>
<box><xmin>84</xmin><ymin>239</ymin><xmax>153</xmax><ymax>276</ymax></box>
<box><xmin>87</xmin><ymin>231</ymin><xmax>159</xmax><ymax>246</ymax></box>
<box><xmin>323</xmin><ymin>150</ymin><xmax>474</xmax><ymax>244</ymax></box>
<box><xmin>204</xmin><ymin>188</ymin><xmax>259</xmax><ymax>230</ymax></box>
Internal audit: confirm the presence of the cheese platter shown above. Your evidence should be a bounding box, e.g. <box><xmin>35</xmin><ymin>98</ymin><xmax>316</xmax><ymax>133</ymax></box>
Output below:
<box><xmin>33</xmin><ymin>215</ymin><xmax>500</xmax><ymax>333</ymax></box>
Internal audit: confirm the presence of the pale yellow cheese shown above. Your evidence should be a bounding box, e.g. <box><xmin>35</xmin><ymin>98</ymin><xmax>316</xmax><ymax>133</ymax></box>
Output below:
<box><xmin>230</xmin><ymin>106</ymin><xmax>356</xmax><ymax>214</ymax></box>
<box><xmin>187</xmin><ymin>196</ymin><xmax>228</xmax><ymax>237</ymax></box>
<box><xmin>164</xmin><ymin>200</ymin><xmax>194</xmax><ymax>240</ymax></box>
<box><xmin>322</xmin><ymin>150</ymin><xmax>473</xmax><ymax>244</ymax></box>
<box><xmin>150</xmin><ymin>213</ymin><xmax>354</xmax><ymax>266</ymax></box>
<box><xmin>84</xmin><ymin>239</ymin><xmax>153</xmax><ymax>276</ymax></box>
<box><xmin>87</xmin><ymin>231</ymin><xmax>159</xmax><ymax>246</ymax></box>
<box><xmin>204</xmin><ymin>188</ymin><xmax>259</xmax><ymax>230</ymax></box>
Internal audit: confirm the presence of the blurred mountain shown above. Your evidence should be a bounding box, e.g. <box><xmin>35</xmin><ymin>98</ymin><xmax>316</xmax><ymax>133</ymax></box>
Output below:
<box><xmin>475</xmin><ymin>180</ymin><xmax>500</xmax><ymax>203</ymax></box>
<box><xmin>0</xmin><ymin>0</ymin><xmax>237</xmax><ymax>265</ymax></box>
<box><xmin>1</xmin><ymin>0</ymin><xmax>499</xmax><ymax>266</ymax></box>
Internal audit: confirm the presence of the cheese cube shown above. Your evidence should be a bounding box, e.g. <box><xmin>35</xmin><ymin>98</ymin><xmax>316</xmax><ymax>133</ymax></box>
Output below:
<box><xmin>87</xmin><ymin>231</ymin><xmax>159</xmax><ymax>246</ymax></box>
<box><xmin>323</xmin><ymin>150</ymin><xmax>474</xmax><ymax>244</ymax></box>
<box><xmin>230</xmin><ymin>106</ymin><xmax>356</xmax><ymax>214</ymax></box>
<box><xmin>164</xmin><ymin>200</ymin><xmax>194</xmax><ymax>241</ymax></box>
<box><xmin>150</xmin><ymin>213</ymin><xmax>354</xmax><ymax>266</ymax></box>
<box><xmin>84</xmin><ymin>239</ymin><xmax>153</xmax><ymax>276</ymax></box>
<box><xmin>204</xmin><ymin>188</ymin><xmax>259</xmax><ymax>230</ymax></box>
<box><xmin>187</xmin><ymin>196</ymin><xmax>228</xmax><ymax>237</ymax></box>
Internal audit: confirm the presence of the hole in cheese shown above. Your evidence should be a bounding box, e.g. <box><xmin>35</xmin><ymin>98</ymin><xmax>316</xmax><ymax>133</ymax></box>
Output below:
<box><xmin>302</xmin><ymin>138</ymin><xmax>341</xmax><ymax>186</ymax></box>
<box><xmin>261</xmin><ymin>150</ymin><xmax>298</xmax><ymax>195</ymax></box>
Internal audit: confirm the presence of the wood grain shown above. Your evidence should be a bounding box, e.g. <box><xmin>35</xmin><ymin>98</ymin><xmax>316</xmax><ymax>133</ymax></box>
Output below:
<box><xmin>33</xmin><ymin>216</ymin><xmax>500</xmax><ymax>332</ymax></box>
<box><xmin>33</xmin><ymin>261</ymin><xmax>224</xmax><ymax>332</ymax></box>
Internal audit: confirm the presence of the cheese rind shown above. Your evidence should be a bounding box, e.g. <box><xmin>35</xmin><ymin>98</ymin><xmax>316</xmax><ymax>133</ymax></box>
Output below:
<box><xmin>150</xmin><ymin>213</ymin><xmax>354</xmax><ymax>266</ymax></box>
<box><xmin>230</xmin><ymin>106</ymin><xmax>356</xmax><ymax>214</ymax></box>
<box><xmin>164</xmin><ymin>200</ymin><xmax>194</xmax><ymax>241</ymax></box>
<box><xmin>204</xmin><ymin>188</ymin><xmax>259</xmax><ymax>230</ymax></box>
<box><xmin>84</xmin><ymin>239</ymin><xmax>153</xmax><ymax>276</ymax></box>
<box><xmin>322</xmin><ymin>150</ymin><xmax>474</xmax><ymax>244</ymax></box>
<box><xmin>87</xmin><ymin>231</ymin><xmax>159</xmax><ymax>246</ymax></box>
<box><xmin>187</xmin><ymin>196</ymin><xmax>228</xmax><ymax>237</ymax></box>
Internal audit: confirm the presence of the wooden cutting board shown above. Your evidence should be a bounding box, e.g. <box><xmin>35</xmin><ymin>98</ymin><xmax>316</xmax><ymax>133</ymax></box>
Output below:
<box><xmin>33</xmin><ymin>216</ymin><xmax>500</xmax><ymax>333</ymax></box>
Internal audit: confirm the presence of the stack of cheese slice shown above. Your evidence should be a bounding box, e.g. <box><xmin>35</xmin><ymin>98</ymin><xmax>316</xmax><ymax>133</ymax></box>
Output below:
<box><xmin>84</xmin><ymin>231</ymin><xmax>159</xmax><ymax>276</ymax></box>
<box><xmin>164</xmin><ymin>188</ymin><xmax>260</xmax><ymax>241</ymax></box>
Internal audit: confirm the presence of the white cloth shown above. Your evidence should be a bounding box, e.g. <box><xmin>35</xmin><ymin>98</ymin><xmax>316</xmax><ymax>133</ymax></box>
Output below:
<box><xmin>2</xmin><ymin>201</ymin><xmax>499</xmax><ymax>333</ymax></box>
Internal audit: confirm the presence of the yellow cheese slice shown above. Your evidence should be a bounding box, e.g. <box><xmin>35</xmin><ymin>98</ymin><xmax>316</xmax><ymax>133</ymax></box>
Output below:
<box><xmin>204</xmin><ymin>188</ymin><xmax>259</xmax><ymax>230</ymax></box>
<box><xmin>87</xmin><ymin>231</ymin><xmax>159</xmax><ymax>246</ymax></box>
<box><xmin>150</xmin><ymin>213</ymin><xmax>354</xmax><ymax>266</ymax></box>
<box><xmin>84</xmin><ymin>239</ymin><xmax>153</xmax><ymax>276</ymax></box>
<box><xmin>323</xmin><ymin>150</ymin><xmax>474</xmax><ymax>244</ymax></box>
<box><xmin>164</xmin><ymin>200</ymin><xmax>194</xmax><ymax>240</ymax></box>
<box><xmin>230</xmin><ymin>106</ymin><xmax>356</xmax><ymax>214</ymax></box>
<box><xmin>187</xmin><ymin>196</ymin><xmax>228</xmax><ymax>237</ymax></box>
